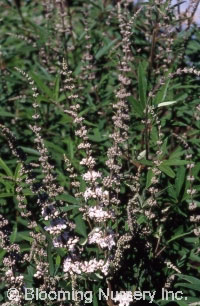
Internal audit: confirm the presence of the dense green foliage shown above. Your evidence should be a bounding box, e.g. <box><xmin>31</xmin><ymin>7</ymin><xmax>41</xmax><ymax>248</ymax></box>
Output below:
<box><xmin>0</xmin><ymin>0</ymin><xmax>200</xmax><ymax>305</ymax></box>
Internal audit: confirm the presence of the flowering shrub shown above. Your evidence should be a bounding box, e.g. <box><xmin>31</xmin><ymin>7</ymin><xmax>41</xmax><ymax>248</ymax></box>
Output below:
<box><xmin>0</xmin><ymin>0</ymin><xmax>200</xmax><ymax>305</ymax></box>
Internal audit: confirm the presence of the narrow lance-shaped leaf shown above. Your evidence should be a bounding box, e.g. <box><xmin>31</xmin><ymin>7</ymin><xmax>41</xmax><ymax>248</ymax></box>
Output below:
<box><xmin>0</xmin><ymin>158</ymin><xmax>13</xmax><ymax>177</ymax></box>
<box><xmin>153</xmin><ymin>79</ymin><xmax>170</xmax><ymax>105</ymax></box>
<box><xmin>95</xmin><ymin>38</ymin><xmax>119</xmax><ymax>60</ymax></box>
<box><xmin>128</xmin><ymin>96</ymin><xmax>144</xmax><ymax>117</ymax></box>
<box><xmin>54</xmin><ymin>74</ymin><xmax>60</xmax><ymax>101</ymax></box>
<box><xmin>138</xmin><ymin>61</ymin><xmax>147</xmax><ymax>110</ymax></box>
<box><xmin>158</xmin><ymin>164</ymin><xmax>175</xmax><ymax>178</ymax></box>
<box><xmin>157</xmin><ymin>101</ymin><xmax>177</xmax><ymax>107</ymax></box>
<box><xmin>30</xmin><ymin>72</ymin><xmax>53</xmax><ymax>97</ymax></box>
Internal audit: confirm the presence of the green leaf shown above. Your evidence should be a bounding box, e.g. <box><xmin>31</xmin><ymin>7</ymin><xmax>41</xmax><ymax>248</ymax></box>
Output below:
<box><xmin>146</xmin><ymin>169</ymin><xmax>153</xmax><ymax>188</ymax></box>
<box><xmin>167</xmin><ymin>230</ymin><xmax>193</xmax><ymax>244</ymax></box>
<box><xmin>153</xmin><ymin>79</ymin><xmax>170</xmax><ymax>105</ymax></box>
<box><xmin>56</xmin><ymin>194</ymin><xmax>80</xmax><ymax>205</ymax></box>
<box><xmin>68</xmin><ymin>139</ymin><xmax>74</xmax><ymax>160</ymax></box>
<box><xmin>44</xmin><ymin>141</ymin><xmax>65</xmax><ymax>154</ymax></box>
<box><xmin>0</xmin><ymin>177</ymin><xmax>13</xmax><ymax>191</ymax></box>
<box><xmin>16</xmin><ymin>217</ymin><xmax>29</xmax><ymax>226</ymax></box>
<box><xmin>169</xmin><ymin>147</ymin><xmax>185</xmax><ymax>159</ymax></box>
<box><xmin>175</xmin><ymin>166</ymin><xmax>186</xmax><ymax>197</ymax></box>
<box><xmin>138</xmin><ymin>61</ymin><xmax>147</xmax><ymax>109</ymax></box>
<box><xmin>84</xmin><ymin>120</ymin><xmax>98</xmax><ymax>127</ymax></box>
<box><xmin>19</xmin><ymin>146</ymin><xmax>40</xmax><ymax>156</ymax></box>
<box><xmin>157</xmin><ymin>101</ymin><xmax>177</xmax><ymax>107</ymax></box>
<box><xmin>189</xmin><ymin>252</ymin><xmax>200</xmax><ymax>263</ymax></box>
<box><xmin>162</xmin><ymin>159</ymin><xmax>188</xmax><ymax>166</ymax></box>
<box><xmin>14</xmin><ymin>163</ymin><xmax>22</xmax><ymax>181</ymax></box>
<box><xmin>30</xmin><ymin>72</ymin><xmax>53</xmax><ymax>97</ymax></box>
<box><xmin>176</xmin><ymin>274</ymin><xmax>200</xmax><ymax>285</ymax></box>
<box><xmin>54</xmin><ymin>74</ymin><xmax>60</xmax><ymax>100</ymax></box>
<box><xmin>0</xmin><ymin>109</ymin><xmax>15</xmax><ymax>117</ymax></box>
<box><xmin>174</xmin><ymin>301</ymin><xmax>188</xmax><ymax>306</ymax></box>
<box><xmin>47</xmin><ymin>240</ymin><xmax>54</xmax><ymax>276</ymax></box>
<box><xmin>138</xmin><ymin>159</ymin><xmax>153</xmax><ymax>166</ymax></box>
<box><xmin>137</xmin><ymin>215</ymin><xmax>147</xmax><ymax>225</ymax></box>
<box><xmin>175</xmin><ymin>283</ymin><xmax>200</xmax><ymax>292</ymax></box>
<box><xmin>151</xmin><ymin>126</ymin><xmax>158</xmax><ymax>142</ymax></box>
<box><xmin>0</xmin><ymin>250</ymin><xmax>6</xmax><ymax>263</ymax></box>
<box><xmin>0</xmin><ymin>193</ymin><xmax>14</xmax><ymax>198</ymax></box>
<box><xmin>60</xmin><ymin>205</ymin><xmax>81</xmax><ymax>212</ymax></box>
<box><xmin>15</xmin><ymin>231</ymin><xmax>33</xmax><ymax>243</ymax></box>
<box><xmin>74</xmin><ymin>209</ymin><xmax>87</xmax><ymax>238</ymax></box>
<box><xmin>128</xmin><ymin>96</ymin><xmax>144</xmax><ymax>117</ymax></box>
<box><xmin>54</xmin><ymin>255</ymin><xmax>61</xmax><ymax>276</ymax></box>
<box><xmin>93</xmin><ymin>285</ymin><xmax>99</xmax><ymax>306</ymax></box>
<box><xmin>95</xmin><ymin>38</ymin><xmax>119</xmax><ymax>59</ymax></box>
<box><xmin>10</xmin><ymin>224</ymin><xmax>18</xmax><ymax>244</ymax></box>
<box><xmin>56</xmin><ymin>255</ymin><xmax>61</xmax><ymax>266</ymax></box>
<box><xmin>58</xmin><ymin>93</ymin><xmax>67</xmax><ymax>103</ymax></box>
<box><xmin>88</xmin><ymin>128</ymin><xmax>108</xmax><ymax>142</ymax></box>
<box><xmin>0</xmin><ymin>158</ymin><xmax>13</xmax><ymax>177</ymax></box>
<box><xmin>159</xmin><ymin>165</ymin><xmax>175</xmax><ymax>178</ymax></box>
<box><xmin>175</xmin><ymin>93</ymin><xmax>188</xmax><ymax>102</ymax></box>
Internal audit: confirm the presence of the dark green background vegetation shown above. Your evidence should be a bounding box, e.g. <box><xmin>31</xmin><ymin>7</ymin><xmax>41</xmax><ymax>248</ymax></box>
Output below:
<box><xmin>0</xmin><ymin>0</ymin><xmax>200</xmax><ymax>305</ymax></box>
